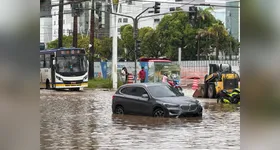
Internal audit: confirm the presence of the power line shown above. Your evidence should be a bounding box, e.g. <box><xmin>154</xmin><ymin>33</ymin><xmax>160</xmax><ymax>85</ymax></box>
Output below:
<box><xmin>132</xmin><ymin>0</ymin><xmax>240</xmax><ymax>8</ymax></box>
<box><xmin>40</xmin><ymin>0</ymin><xmax>90</xmax><ymax>8</ymax></box>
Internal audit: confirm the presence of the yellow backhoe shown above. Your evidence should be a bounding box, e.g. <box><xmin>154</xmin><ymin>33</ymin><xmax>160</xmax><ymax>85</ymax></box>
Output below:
<box><xmin>201</xmin><ymin>64</ymin><xmax>240</xmax><ymax>98</ymax></box>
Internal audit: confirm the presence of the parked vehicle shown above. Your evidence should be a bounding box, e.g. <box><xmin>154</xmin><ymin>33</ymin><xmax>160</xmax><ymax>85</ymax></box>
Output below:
<box><xmin>217</xmin><ymin>88</ymin><xmax>240</xmax><ymax>104</ymax></box>
<box><xmin>112</xmin><ymin>83</ymin><xmax>203</xmax><ymax>118</ymax></box>
<box><xmin>167</xmin><ymin>79</ymin><xmax>184</xmax><ymax>95</ymax></box>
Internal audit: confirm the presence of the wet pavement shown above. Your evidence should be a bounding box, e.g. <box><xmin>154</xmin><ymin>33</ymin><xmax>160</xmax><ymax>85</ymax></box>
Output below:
<box><xmin>40</xmin><ymin>89</ymin><xmax>240</xmax><ymax>150</ymax></box>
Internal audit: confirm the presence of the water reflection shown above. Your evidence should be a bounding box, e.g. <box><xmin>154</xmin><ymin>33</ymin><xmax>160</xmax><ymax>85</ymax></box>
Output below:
<box><xmin>40</xmin><ymin>90</ymin><xmax>99</xmax><ymax>150</ymax></box>
<box><xmin>111</xmin><ymin>115</ymin><xmax>203</xmax><ymax>130</ymax></box>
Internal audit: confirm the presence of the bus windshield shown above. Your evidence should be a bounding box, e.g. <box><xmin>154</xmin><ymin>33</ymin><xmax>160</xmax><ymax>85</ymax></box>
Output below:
<box><xmin>56</xmin><ymin>55</ymin><xmax>88</xmax><ymax>74</ymax></box>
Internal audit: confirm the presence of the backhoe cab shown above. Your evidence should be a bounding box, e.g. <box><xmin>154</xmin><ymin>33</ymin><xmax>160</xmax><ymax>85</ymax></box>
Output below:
<box><xmin>202</xmin><ymin>64</ymin><xmax>240</xmax><ymax>98</ymax></box>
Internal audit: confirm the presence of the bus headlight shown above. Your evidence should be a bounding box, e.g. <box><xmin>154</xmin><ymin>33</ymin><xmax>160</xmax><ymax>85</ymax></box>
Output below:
<box><xmin>84</xmin><ymin>75</ymin><xmax>88</xmax><ymax>80</ymax></box>
<box><xmin>56</xmin><ymin>76</ymin><xmax>63</xmax><ymax>81</ymax></box>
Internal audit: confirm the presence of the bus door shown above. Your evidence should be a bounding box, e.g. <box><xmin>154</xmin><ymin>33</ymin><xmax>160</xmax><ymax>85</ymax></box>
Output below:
<box><xmin>51</xmin><ymin>55</ymin><xmax>56</xmax><ymax>88</ymax></box>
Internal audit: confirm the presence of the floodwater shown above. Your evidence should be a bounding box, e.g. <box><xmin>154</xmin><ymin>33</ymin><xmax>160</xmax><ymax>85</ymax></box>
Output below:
<box><xmin>40</xmin><ymin>89</ymin><xmax>240</xmax><ymax>150</ymax></box>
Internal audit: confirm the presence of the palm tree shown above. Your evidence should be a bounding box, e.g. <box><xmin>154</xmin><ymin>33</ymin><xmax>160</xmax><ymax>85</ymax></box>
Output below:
<box><xmin>207</xmin><ymin>22</ymin><xmax>228</xmax><ymax>60</ymax></box>
<box><xmin>196</xmin><ymin>28</ymin><xmax>209</xmax><ymax>60</ymax></box>
<box><xmin>197</xmin><ymin>7</ymin><xmax>215</xmax><ymax>28</ymax></box>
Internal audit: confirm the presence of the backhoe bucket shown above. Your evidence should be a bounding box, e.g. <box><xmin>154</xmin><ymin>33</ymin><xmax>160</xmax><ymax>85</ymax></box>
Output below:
<box><xmin>192</xmin><ymin>84</ymin><xmax>204</xmax><ymax>98</ymax></box>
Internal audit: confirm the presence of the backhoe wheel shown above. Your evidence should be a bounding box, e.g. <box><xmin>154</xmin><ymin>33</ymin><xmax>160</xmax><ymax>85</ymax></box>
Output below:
<box><xmin>203</xmin><ymin>83</ymin><xmax>208</xmax><ymax>98</ymax></box>
<box><xmin>208</xmin><ymin>84</ymin><xmax>216</xmax><ymax>98</ymax></box>
<box><xmin>203</xmin><ymin>75</ymin><xmax>208</xmax><ymax>98</ymax></box>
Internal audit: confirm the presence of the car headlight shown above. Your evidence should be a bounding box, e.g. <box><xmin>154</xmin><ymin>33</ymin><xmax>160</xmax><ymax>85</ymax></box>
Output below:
<box><xmin>163</xmin><ymin>103</ymin><xmax>180</xmax><ymax>108</ymax></box>
<box><xmin>195</xmin><ymin>99</ymin><xmax>201</xmax><ymax>105</ymax></box>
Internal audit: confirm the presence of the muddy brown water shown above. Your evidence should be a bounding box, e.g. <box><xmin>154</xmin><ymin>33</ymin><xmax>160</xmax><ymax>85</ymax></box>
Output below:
<box><xmin>40</xmin><ymin>89</ymin><xmax>240</xmax><ymax>150</ymax></box>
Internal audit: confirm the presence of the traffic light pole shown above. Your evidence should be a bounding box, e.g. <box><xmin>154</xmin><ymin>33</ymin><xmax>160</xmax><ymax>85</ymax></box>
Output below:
<box><xmin>78</xmin><ymin>5</ymin><xmax>191</xmax><ymax>83</ymax></box>
<box><xmin>133</xmin><ymin>7</ymin><xmax>151</xmax><ymax>83</ymax></box>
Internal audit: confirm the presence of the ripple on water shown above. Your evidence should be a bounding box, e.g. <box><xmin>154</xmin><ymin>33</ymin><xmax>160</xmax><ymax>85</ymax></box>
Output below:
<box><xmin>41</xmin><ymin>89</ymin><xmax>240</xmax><ymax>150</ymax></box>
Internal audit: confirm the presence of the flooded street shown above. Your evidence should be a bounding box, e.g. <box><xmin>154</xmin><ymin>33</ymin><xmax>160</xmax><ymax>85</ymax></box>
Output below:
<box><xmin>40</xmin><ymin>89</ymin><xmax>240</xmax><ymax>150</ymax></box>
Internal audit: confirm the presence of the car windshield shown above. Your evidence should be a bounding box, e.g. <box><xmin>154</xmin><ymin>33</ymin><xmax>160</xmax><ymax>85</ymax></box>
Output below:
<box><xmin>147</xmin><ymin>84</ymin><xmax>182</xmax><ymax>98</ymax></box>
<box><xmin>56</xmin><ymin>55</ymin><xmax>88</xmax><ymax>73</ymax></box>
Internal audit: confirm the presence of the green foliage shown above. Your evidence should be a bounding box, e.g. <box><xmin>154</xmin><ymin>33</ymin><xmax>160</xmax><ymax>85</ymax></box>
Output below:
<box><xmin>46</xmin><ymin>35</ymin><xmax>114</xmax><ymax>61</ymax></box>
<box><xmin>46</xmin><ymin>7</ymin><xmax>240</xmax><ymax>61</ymax></box>
<box><xmin>87</xmin><ymin>78</ymin><xmax>123</xmax><ymax>89</ymax></box>
<box><xmin>120</xmin><ymin>24</ymin><xmax>135</xmax><ymax>60</ymax></box>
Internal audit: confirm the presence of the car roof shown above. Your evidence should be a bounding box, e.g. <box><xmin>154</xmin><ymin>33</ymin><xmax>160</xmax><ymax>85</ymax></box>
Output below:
<box><xmin>118</xmin><ymin>83</ymin><xmax>167</xmax><ymax>89</ymax></box>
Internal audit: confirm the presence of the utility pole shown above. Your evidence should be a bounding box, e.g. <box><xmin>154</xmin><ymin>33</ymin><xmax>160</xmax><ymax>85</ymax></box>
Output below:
<box><xmin>229</xmin><ymin>40</ymin><xmax>232</xmax><ymax>60</ymax></box>
<box><xmin>72</xmin><ymin>2</ymin><xmax>78</xmax><ymax>48</ymax></box>
<box><xmin>73</xmin><ymin>15</ymin><xmax>78</xmax><ymax>47</ymax></box>
<box><xmin>178</xmin><ymin>47</ymin><xmax>181</xmax><ymax>65</ymax></box>
<box><xmin>196</xmin><ymin>35</ymin><xmax>200</xmax><ymax>60</ymax></box>
<box><xmin>58</xmin><ymin>0</ymin><xmax>64</xmax><ymax>48</ymax></box>
<box><xmin>133</xmin><ymin>19</ymin><xmax>138</xmax><ymax>83</ymax></box>
<box><xmin>89</xmin><ymin>0</ymin><xmax>95</xmax><ymax>79</ymax></box>
<box><xmin>111</xmin><ymin>0</ymin><xmax>121</xmax><ymax>90</ymax></box>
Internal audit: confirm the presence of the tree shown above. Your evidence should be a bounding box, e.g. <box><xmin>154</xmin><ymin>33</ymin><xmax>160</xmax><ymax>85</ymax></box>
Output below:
<box><xmin>156</xmin><ymin>10</ymin><xmax>191</xmax><ymax>60</ymax></box>
<box><xmin>207</xmin><ymin>21</ymin><xmax>229</xmax><ymax>60</ymax></box>
<box><xmin>120</xmin><ymin>24</ymin><xmax>134</xmax><ymax>60</ymax></box>
<box><xmin>197</xmin><ymin>7</ymin><xmax>217</xmax><ymax>29</ymax></box>
<box><xmin>140</xmin><ymin>28</ymin><xmax>164</xmax><ymax>58</ymax></box>
<box><xmin>96</xmin><ymin>37</ymin><xmax>112</xmax><ymax>60</ymax></box>
<box><xmin>46</xmin><ymin>35</ymin><xmax>101</xmax><ymax>60</ymax></box>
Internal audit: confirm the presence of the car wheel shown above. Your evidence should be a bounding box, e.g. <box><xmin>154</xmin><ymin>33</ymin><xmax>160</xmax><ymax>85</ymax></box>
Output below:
<box><xmin>153</xmin><ymin>108</ymin><xmax>165</xmax><ymax>117</ymax></box>
<box><xmin>194</xmin><ymin>113</ymin><xmax>202</xmax><ymax>117</ymax></box>
<box><xmin>115</xmin><ymin>106</ymin><xmax>124</xmax><ymax>115</ymax></box>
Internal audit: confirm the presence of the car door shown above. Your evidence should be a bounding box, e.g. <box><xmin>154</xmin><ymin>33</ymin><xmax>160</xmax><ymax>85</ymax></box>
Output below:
<box><xmin>119</xmin><ymin>87</ymin><xmax>140</xmax><ymax>115</ymax></box>
<box><xmin>131</xmin><ymin>87</ymin><xmax>153</xmax><ymax>116</ymax></box>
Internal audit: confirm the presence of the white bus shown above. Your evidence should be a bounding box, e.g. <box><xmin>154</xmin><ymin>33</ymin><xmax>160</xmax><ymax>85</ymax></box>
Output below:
<box><xmin>40</xmin><ymin>48</ymin><xmax>89</xmax><ymax>91</ymax></box>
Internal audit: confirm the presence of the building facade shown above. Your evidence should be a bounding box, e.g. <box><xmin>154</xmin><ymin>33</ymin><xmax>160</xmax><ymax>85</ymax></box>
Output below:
<box><xmin>40</xmin><ymin>0</ymin><xmax>111</xmax><ymax>44</ymax></box>
<box><xmin>110</xmin><ymin>0</ymin><xmax>206</xmax><ymax>37</ymax></box>
<box><xmin>226</xmin><ymin>1</ymin><xmax>240</xmax><ymax>42</ymax></box>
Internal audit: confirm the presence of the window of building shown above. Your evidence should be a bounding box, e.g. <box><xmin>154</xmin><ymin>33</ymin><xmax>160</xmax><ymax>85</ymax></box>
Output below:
<box><xmin>118</xmin><ymin>28</ymin><xmax>121</xmax><ymax>32</ymax></box>
<box><xmin>63</xmin><ymin>29</ymin><xmax>65</xmax><ymax>33</ymax></box>
<box><xmin>154</xmin><ymin>19</ymin><xmax>160</xmax><ymax>23</ymax></box>
<box><xmin>118</xmin><ymin>18</ymin><xmax>122</xmax><ymax>23</ymax></box>
<box><xmin>63</xmin><ymin>20</ymin><xmax>66</xmax><ymax>24</ymax></box>
<box><xmin>54</xmin><ymin>21</ymin><xmax>56</xmax><ymax>25</ymax></box>
<box><xmin>123</xmin><ymin>18</ymin><xmax>128</xmax><ymax>23</ymax></box>
<box><xmin>54</xmin><ymin>30</ymin><xmax>57</xmax><ymax>34</ymax></box>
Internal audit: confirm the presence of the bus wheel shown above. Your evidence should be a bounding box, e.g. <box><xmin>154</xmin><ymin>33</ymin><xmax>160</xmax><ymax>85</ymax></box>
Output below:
<box><xmin>71</xmin><ymin>88</ymin><xmax>80</xmax><ymax>91</ymax></box>
<box><xmin>46</xmin><ymin>80</ymin><xmax>50</xmax><ymax>89</ymax></box>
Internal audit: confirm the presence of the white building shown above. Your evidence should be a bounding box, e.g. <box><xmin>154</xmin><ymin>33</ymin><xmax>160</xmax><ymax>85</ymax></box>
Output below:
<box><xmin>40</xmin><ymin>0</ymin><xmax>235</xmax><ymax>43</ymax></box>
<box><xmin>110</xmin><ymin>0</ymin><xmax>206</xmax><ymax>37</ymax></box>
<box><xmin>40</xmin><ymin>0</ymin><xmax>110</xmax><ymax>43</ymax></box>
<box><xmin>40</xmin><ymin>18</ymin><xmax>52</xmax><ymax>44</ymax></box>
<box><xmin>51</xmin><ymin>0</ymin><xmax>77</xmax><ymax>41</ymax></box>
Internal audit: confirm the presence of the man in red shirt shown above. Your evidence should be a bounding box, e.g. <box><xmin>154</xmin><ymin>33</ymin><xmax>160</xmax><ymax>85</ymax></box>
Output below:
<box><xmin>138</xmin><ymin>66</ymin><xmax>146</xmax><ymax>83</ymax></box>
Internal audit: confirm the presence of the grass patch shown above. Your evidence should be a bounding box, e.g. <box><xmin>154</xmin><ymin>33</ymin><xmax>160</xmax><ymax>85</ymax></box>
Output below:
<box><xmin>88</xmin><ymin>78</ymin><xmax>123</xmax><ymax>89</ymax></box>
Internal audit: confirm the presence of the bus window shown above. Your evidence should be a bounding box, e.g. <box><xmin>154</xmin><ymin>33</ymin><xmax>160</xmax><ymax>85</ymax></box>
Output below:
<box><xmin>40</xmin><ymin>55</ymin><xmax>45</xmax><ymax>68</ymax></box>
<box><xmin>45</xmin><ymin>54</ymin><xmax>51</xmax><ymax>68</ymax></box>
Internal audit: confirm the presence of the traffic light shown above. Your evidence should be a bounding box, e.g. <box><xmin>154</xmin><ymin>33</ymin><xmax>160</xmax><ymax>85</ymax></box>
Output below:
<box><xmin>154</xmin><ymin>2</ymin><xmax>160</xmax><ymax>14</ymax></box>
<box><xmin>136</xmin><ymin>40</ymin><xmax>141</xmax><ymax>51</ymax></box>
<box><xmin>189</xmin><ymin>6</ymin><xmax>198</xmax><ymax>21</ymax></box>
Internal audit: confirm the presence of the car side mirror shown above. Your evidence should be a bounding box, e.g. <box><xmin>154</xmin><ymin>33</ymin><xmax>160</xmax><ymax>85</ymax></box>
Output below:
<box><xmin>142</xmin><ymin>94</ymin><xmax>149</xmax><ymax>99</ymax></box>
